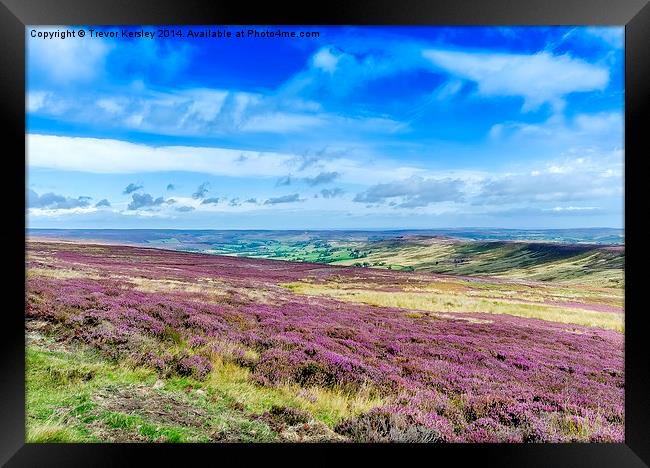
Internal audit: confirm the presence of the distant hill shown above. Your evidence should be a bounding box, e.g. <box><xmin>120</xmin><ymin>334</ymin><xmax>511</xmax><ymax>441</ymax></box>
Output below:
<box><xmin>27</xmin><ymin>228</ymin><xmax>624</xmax><ymax>287</ymax></box>
<box><xmin>330</xmin><ymin>236</ymin><xmax>623</xmax><ymax>287</ymax></box>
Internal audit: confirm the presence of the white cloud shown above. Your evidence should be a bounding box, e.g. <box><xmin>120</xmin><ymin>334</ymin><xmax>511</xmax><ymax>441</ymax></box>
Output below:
<box><xmin>548</xmin><ymin>206</ymin><xmax>599</xmax><ymax>212</ymax></box>
<box><xmin>353</xmin><ymin>177</ymin><xmax>465</xmax><ymax>207</ymax></box>
<box><xmin>488</xmin><ymin>112</ymin><xmax>623</xmax><ymax>145</ymax></box>
<box><xmin>178</xmin><ymin>89</ymin><xmax>229</xmax><ymax>122</ymax></box>
<box><xmin>27</xmin><ymin>91</ymin><xmax>48</xmax><ymax>112</ymax></box>
<box><xmin>585</xmin><ymin>27</ymin><xmax>624</xmax><ymax>49</ymax></box>
<box><xmin>29</xmin><ymin>206</ymin><xmax>98</xmax><ymax>217</ymax></box>
<box><xmin>26</xmin><ymin>134</ymin><xmax>431</xmax><ymax>185</ymax></box>
<box><xmin>27</xmin><ymin>84</ymin><xmax>400</xmax><ymax>137</ymax></box>
<box><xmin>239</xmin><ymin>112</ymin><xmax>326</xmax><ymax>132</ymax></box>
<box><xmin>28</xmin><ymin>27</ymin><xmax>111</xmax><ymax>84</ymax></box>
<box><xmin>432</xmin><ymin>80</ymin><xmax>463</xmax><ymax>101</ymax></box>
<box><xmin>422</xmin><ymin>49</ymin><xmax>609</xmax><ymax>111</ymax></box>
<box><xmin>477</xmin><ymin>152</ymin><xmax>623</xmax><ymax>204</ymax></box>
<box><xmin>27</xmin><ymin>134</ymin><xmax>295</xmax><ymax>177</ymax></box>
<box><xmin>96</xmin><ymin>98</ymin><xmax>125</xmax><ymax>115</ymax></box>
<box><xmin>282</xmin><ymin>42</ymin><xmax>424</xmax><ymax>100</ymax></box>
<box><xmin>311</xmin><ymin>47</ymin><xmax>343</xmax><ymax>73</ymax></box>
<box><xmin>574</xmin><ymin>112</ymin><xmax>623</xmax><ymax>135</ymax></box>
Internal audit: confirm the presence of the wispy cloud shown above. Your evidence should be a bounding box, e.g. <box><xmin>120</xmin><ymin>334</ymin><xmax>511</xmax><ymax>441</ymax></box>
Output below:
<box><xmin>192</xmin><ymin>182</ymin><xmax>210</xmax><ymax>199</ymax></box>
<box><xmin>422</xmin><ymin>49</ymin><xmax>609</xmax><ymax>111</ymax></box>
<box><xmin>489</xmin><ymin>112</ymin><xmax>623</xmax><ymax>145</ymax></box>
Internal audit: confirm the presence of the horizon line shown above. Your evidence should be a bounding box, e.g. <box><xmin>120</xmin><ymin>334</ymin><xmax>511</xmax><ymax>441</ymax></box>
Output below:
<box><xmin>26</xmin><ymin>226</ymin><xmax>624</xmax><ymax>232</ymax></box>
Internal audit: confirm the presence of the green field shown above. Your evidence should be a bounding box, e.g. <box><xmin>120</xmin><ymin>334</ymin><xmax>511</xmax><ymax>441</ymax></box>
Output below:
<box><xmin>176</xmin><ymin>236</ymin><xmax>624</xmax><ymax>287</ymax></box>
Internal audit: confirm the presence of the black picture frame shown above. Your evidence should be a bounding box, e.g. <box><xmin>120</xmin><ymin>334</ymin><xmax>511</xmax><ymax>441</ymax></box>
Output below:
<box><xmin>2</xmin><ymin>0</ymin><xmax>648</xmax><ymax>466</ymax></box>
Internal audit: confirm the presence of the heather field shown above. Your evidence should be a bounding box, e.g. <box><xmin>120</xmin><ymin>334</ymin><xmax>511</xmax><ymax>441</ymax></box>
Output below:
<box><xmin>25</xmin><ymin>239</ymin><xmax>624</xmax><ymax>443</ymax></box>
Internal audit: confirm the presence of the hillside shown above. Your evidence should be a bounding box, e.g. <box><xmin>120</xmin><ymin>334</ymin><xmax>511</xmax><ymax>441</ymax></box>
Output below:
<box><xmin>27</xmin><ymin>229</ymin><xmax>624</xmax><ymax>287</ymax></box>
<box><xmin>330</xmin><ymin>237</ymin><xmax>624</xmax><ymax>287</ymax></box>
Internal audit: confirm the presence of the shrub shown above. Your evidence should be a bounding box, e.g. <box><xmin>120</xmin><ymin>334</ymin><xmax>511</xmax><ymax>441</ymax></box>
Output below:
<box><xmin>335</xmin><ymin>408</ymin><xmax>448</xmax><ymax>443</ymax></box>
<box><xmin>176</xmin><ymin>355</ymin><xmax>212</xmax><ymax>380</ymax></box>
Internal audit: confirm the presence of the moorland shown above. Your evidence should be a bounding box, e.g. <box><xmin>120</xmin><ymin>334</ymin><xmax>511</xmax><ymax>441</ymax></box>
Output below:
<box><xmin>25</xmin><ymin>229</ymin><xmax>624</xmax><ymax>442</ymax></box>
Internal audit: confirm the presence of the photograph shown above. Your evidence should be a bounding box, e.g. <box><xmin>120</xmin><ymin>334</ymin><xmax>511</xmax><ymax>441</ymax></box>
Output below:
<box><xmin>25</xmin><ymin>25</ymin><xmax>625</xmax><ymax>444</ymax></box>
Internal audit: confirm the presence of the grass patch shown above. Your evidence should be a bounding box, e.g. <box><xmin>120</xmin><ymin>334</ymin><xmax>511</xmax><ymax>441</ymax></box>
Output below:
<box><xmin>27</xmin><ymin>424</ymin><xmax>79</xmax><ymax>443</ymax></box>
<box><xmin>200</xmin><ymin>356</ymin><xmax>384</xmax><ymax>428</ymax></box>
<box><xmin>26</xmin><ymin>341</ymin><xmax>268</xmax><ymax>442</ymax></box>
<box><xmin>27</xmin><ymin>344</ymin><xmax>158</xmax><ymax>442</ymax></box>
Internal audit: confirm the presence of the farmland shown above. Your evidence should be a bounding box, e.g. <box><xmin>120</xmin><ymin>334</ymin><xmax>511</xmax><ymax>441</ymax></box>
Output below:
<box><xmin>29</xmin><ymin>228</ymin><xmax>624</xmax><ymax>286</ymax></box>
<box><xmin>26</xmin><ymin>238</ymin><xmax>624</xmax><ymax>443</ymax></box>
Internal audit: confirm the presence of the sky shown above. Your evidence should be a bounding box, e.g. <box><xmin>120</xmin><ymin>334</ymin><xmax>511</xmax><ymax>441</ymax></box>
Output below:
<box><xmin>26</xmin><ymin>26</ymin><xmax>624</xmax><ymax>230</ymax></box>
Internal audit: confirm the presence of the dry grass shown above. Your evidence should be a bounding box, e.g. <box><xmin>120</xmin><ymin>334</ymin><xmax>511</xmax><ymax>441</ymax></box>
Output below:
<box><xmin>27</xmin><ymin>268</ymin><xmax>103</xmax><ymax>281</ymax></box>
<box><xmin>284</xmin><ymin>282</ymin><xmax>624</xmax><ymax>332</ymax></box>
<box><xmin>207</xmin><ymin>356</ymin><xmax>384</xmax><ymax>427</ymax></box>
<box><xmin>412</xmin><ymin>279</ymin><xmax>623</xmax><ymax>309</ymax></box>
<box><xmin>27</xmin><ymin>423</ymin><xmax>79</xmax><ymax>443</ymax></box>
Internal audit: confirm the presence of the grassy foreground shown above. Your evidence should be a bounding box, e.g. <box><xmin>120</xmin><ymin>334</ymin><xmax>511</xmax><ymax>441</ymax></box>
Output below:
<box><xmin>27</xmin><ymin>329</ymin><xmax>380</xmax><ymax>442</ymax></box>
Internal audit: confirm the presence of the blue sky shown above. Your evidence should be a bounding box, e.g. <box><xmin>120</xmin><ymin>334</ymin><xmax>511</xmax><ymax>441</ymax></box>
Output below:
<box><xmin>26</xmin><ymin>26</ymin><xmax>624</xmax><ymax>229</ymax></box>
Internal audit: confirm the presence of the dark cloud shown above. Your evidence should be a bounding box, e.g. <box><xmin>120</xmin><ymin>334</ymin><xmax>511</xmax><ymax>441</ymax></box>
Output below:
<box><xmin>320</xmin><ymin>188</ymin><xmax>344</xmax><ymax>199</ymax></box>
<box><xmin>192</xmin><ymin>182</ymin><xmax>210</xmax><ymax>199</ymax></box>
<box><xmin>276</xmin><ymin>175</ymin><xmax>293</xmax><ymax>187</ymax></box>
<box><xmin>176</xmin><ymin>206</ymin><xmax>195</xmax><ymax>212</ymax></box>
<box><xmin>127</xmin><ymin>193</ymin><xmax>165</xmax><ymax>210</ymax></box>
<box><xmin>166</xmin><ymin>198</ymin><xmax>177</xmax><ymax>204</ymax></box>
<box><xmin>28</xmin><ymin>190</ymin><xmax>91</xmax><ymax>210</ymax></box>
<box><xmin>304</xmin><ymin>171</ymin><xmax>340</xmax><ymax>186</ymax></box>
<box><xmin>95</xmin><ymin>199</ymin><xmax>111</xmax><ymax>208</ymax></box>
<box><xmin>166</xmin><ymin>184</ymin><xmax>175</xmax><ymax>191</ymax></box>
<box><xmin>264</xmin><ymin>193</ymin><xmax>304</xmax><ymax>205</ymax></box>
<box><xmin>229</xmin><ymin>198</ymin><xmax>241</xmax><ymax>207</ymax></box>
<box><xmin>200</xmin><ymin>197</ymin><xmax>220</xmax><ymax>205</ymax></box>
<box><xmin>123</xmin><ymin>183</ymin><xmax>143</xmax><ymax>194</ymax></box>
<box><xmin>245</xmin><ymin>198</ymin><xmax>258</xmax><ymax>204</ymax></box>
<box><xmin>277</xmin><ymin>171</ymin><xmax>340</xmax><ymax>187</ymax></box>
<box><xmin>353</xmin><ymin>177</ymin><xmax>465</xmax><ymax>208</ymax></box>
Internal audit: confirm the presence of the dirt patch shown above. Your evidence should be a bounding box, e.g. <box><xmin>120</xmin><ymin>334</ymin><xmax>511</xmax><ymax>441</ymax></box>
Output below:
<box><xmin>256</xmin><ymin>405</ymin><xmax>347</xmax><ymax>442</ymax></box>
<box><xmin>86</xmin><ymin>419</ymin><xmax>151</xmax><ymax>443</ymax></box>
<box><xmin>279</xmin><ymin>421</ymin><xmax>347</xmax><ymax>443</ymax></box>
<box><xmin>26</xmin><ymin>320</ymin><xmax>74</xmax><ymax>353</ymax></box>
<box><xmin>92</xmin><ymin>384</ymin><xmax>209</xmax><ymax>428</ymax></box>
